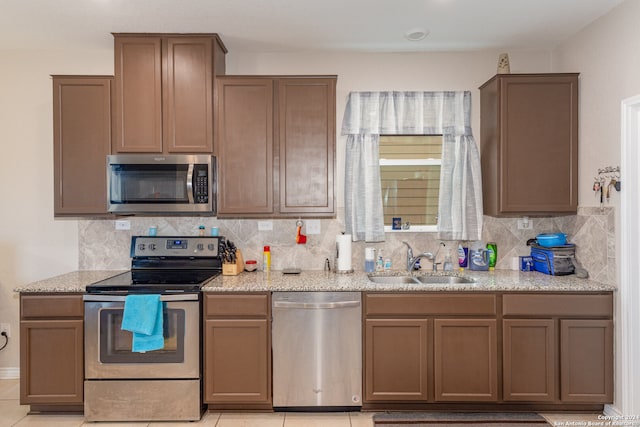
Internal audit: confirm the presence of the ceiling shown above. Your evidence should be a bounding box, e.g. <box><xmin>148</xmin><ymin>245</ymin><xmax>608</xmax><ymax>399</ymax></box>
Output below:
<box><xmin>0</xmin><ymin>0</ymin><xmax>624</xmax><ymax>53</ymax></box>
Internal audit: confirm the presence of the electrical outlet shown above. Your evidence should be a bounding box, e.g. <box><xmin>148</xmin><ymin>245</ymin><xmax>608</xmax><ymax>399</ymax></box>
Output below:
<box><xmin>306</xmin><ymin>220</ymin><xmax>321</xmax><ymax>235</ymax></box>
<box><xmin>0</xmin><ymin>323</ymin><xmax>10</xmax><ymax>338</ymax></box>
<box><xmin>517</xmin><ymin>217</ymin><xmax>533</xmax><ymax>230</ymax></box>
<box><xmin>115</xmin><ymin>220</ymin><xmax>131</xmax><ymax>230</ymax></box>
<box><xmin>258</xmin><ymin>221</ymin><xmax>273</xmax><ymax>231</ymax></box>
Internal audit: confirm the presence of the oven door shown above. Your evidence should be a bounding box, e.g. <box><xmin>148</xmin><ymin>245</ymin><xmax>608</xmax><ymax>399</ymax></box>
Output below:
<box><xmin>84</xmin><ymin>294</ymin><xmax>200</xmax><ymax>379</ymax></box>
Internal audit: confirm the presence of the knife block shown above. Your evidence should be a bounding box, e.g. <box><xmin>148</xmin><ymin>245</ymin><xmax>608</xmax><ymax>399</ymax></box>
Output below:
<box><xmin>222</xmin><ymin>249</ymin><xmax>244</xmax><ymax>276</ymax></box>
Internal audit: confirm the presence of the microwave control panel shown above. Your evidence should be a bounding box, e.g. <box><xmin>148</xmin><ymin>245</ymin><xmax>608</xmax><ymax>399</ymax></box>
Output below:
<box><xmin>193</xmin><ymin>164</ymin><xmax>209</xmax><ymax>204</ymax></box>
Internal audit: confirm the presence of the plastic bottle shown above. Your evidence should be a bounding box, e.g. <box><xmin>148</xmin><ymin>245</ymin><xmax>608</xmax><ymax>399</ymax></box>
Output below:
<box><xmin>443</xmin><ymin>253</ymin><xmax>453</xmax><ymax>271</ymax></box>
<box><xmin>364</xmin><ymin>247</ymin><xmax>376</xmax><ymax>273</ymax></box>
<box><xmin>384</xmin><ymin>256</ymin><xmax>392</xmax><ymax>271</ymax></box>
<box><xmin>487</xmin><ymin>242</ymin><xmax>497</xmax><ymax>270</ymax></box>
<box><xmin>263</xmin><ymin>246</ymin><xmax>271</xmax><ymax>272</ymax></box>
<box><xmin>457</xmin><ymin>244</ymin><xmax>468</xmax><ymax>269</ymax></box>
<box><xmin>198</xmin><ymin>225</ymin><xmax>206</xmax><ymax>236</ymax></box>
<box><xmin>376</xmin><ymin>249</ymin><xmax>384</xmax><ymax>272</ymax></box>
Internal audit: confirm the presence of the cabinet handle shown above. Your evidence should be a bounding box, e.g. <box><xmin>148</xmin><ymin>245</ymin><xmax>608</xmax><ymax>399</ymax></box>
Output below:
<box><xmin>273</xmin><ymin>300</ymin><xmax>360</xmax><ymax>310</ymax></box>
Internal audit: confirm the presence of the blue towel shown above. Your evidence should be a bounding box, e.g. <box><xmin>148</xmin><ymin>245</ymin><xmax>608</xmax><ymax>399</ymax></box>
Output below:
<box><xmin>121</xmin><ymin>294</ymin><xmax>165</xmax><ymax>353</ymax></box>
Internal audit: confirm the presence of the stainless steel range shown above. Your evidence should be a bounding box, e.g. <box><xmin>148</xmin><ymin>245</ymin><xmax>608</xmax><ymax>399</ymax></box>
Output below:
<box><xmin>83</xmin><ymin>236</ymin><xmax>221</xmax><ymax>422</ymax></box>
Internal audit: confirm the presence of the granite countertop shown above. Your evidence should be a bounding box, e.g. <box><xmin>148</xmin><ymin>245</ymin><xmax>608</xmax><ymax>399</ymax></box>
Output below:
<box><xmin>14</xmin><ymin>269</ymin><xmax>615</xmax><ymax>294</ymax></box>
<box><xmin>202</xmin><ymin>269</ymin><xmax>616</xmax><ymax>293</ymax></box>
<box><xmin>14</xmin><ymin>270</ymin><xmax>127</xmax><ymax>293</ymax></box>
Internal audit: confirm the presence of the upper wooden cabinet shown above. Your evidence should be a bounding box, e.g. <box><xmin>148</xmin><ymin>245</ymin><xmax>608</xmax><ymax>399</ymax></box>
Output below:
<box><xmin>53</xmin><ymin>75</ymin><xmax>112</xmax><ymax>216</ymax></box>
<box><xmin>113</xmin><ymin>34</ymin><xmax>226</xmax><ymax>154</ymax></box>
<box><xmin>480</xmin><ymin>73</ymin><xmax>579</xmax><ymax>216</ymax></box>
<box><xmin>215</xmin><ymin>76</ymin><xmax>336</xmax><ymax>218</ymax></box>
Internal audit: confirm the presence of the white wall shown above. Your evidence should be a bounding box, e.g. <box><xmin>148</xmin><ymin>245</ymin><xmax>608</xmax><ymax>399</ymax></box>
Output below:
<box><xmin>0</xmin><ymin>49</ymin><xmax>113</xmax><ymax>370</ymax></box>
<box><xmin>552</xmin><ymin>0</ymin><xmax>640</xmax><ymax>414</ymax></box>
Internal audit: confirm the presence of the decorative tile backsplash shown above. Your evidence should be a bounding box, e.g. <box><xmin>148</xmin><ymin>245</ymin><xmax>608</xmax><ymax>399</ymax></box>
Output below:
<box><xmin>79</xmin><ymin>207</ymin><xmax>615</xmax><ymax>286</ymax></box>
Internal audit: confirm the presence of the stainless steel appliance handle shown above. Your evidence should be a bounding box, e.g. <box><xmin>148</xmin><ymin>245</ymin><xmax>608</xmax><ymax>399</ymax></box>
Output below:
<box><xmin>83</xmin><ymin>294</ymin><xmax>199</xmax><ymax>302</ymax></box>
<box><xmin>186</xmin><ymin>163</ymin><xmax>194</xmax><ymax>204</ymax></box>
<box><xmin>273</xmin><ymin>300</ymin><xmax>360</xmax><ymax>310</ymax></box>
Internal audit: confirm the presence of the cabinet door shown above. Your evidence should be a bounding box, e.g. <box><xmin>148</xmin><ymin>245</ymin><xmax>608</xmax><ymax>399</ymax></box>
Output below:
<box><xmin>215</xmin><ymin>78</ymin><xmax>274</xmax><ymax>215</ymax></box>
<box><xmin>53</xmin><ymin>76</ymin><xmax>112</xmax><ymax>215</ymax></box>
<box><xmin>163</xmin><ymin>37</ymin><xmax>214</xmax><ymax>153</ymax></box>
<box><xmin>503</xmin><ymin>319</ymin><xmax>556</xmax><ymax>401</ymax></box>
<box><xmin>434</xmin><ymin>319</ymin><xmax>498</xmax><ymax>401</ymax></box>
<box><xmin>113</xmin><ymin>35</ymin><xmax>163</xmax><ymax>152</ymax></box>
<box><xmin>203</xmin><ymin>319</ymin><xmax>271</xmax><ymax>404</ymax></box>
<box><xmin>20</xmin><ymin>320</ymin><xmax>84</xmax><ymax>404</ymax></box>
<box><xmin>499</xmin><ymin>75</ymin><xmax>578</xmax><ymax>214</ymax></box>
<box><xmin>481</xmin><ymin>74</ymin><xmax>578</xmax><ymax>216</ymax></box>
<box><xmin>278</xmin><ymin>78</ymin><xmax>335</xmax><ymax>215</ymax></box>
<box><xmin>364</xmin><ymin>319</ymin><xmax>429</xmax><ymax>401</ymax></box>
<box><xmin>560</xmin><ymin>319</ymin><xmax>613</xmax><ymax>403</ymax></box>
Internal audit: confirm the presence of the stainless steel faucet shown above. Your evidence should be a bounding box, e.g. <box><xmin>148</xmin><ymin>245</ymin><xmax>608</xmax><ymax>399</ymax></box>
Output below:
<box><xmin>402</xmin><ymin>241</ymin><xmax>434</xmax><ymax>274</ymax></box>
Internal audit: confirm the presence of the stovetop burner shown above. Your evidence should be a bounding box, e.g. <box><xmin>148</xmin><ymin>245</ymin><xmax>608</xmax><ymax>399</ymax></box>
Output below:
<box><xmin>86</xmin><ymin>236</ymin><xmax>223</xmax><ymax>295</ymax></box>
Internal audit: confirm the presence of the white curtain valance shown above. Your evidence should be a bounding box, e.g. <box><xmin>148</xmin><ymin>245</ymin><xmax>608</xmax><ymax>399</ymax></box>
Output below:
<box><xmin>342</xmin><ymin>91</ymin><xmax>473</xmax><ymax>137</ymax></box>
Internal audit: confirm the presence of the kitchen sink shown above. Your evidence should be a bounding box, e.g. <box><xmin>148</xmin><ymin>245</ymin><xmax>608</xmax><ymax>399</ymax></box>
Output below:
<box><xmin>367</xmin><ymin>276</ymin><xmax>420</xmax><ymax>285</ymax></box>
<box><xmin>414</xmin><ymin>275</ymin><xmax>476</xmax><ymax>284</ymax></box>
<box><xmin>367</xmin><ymin>274</ymin><xmax>476</xmax><ymax>285</ymax></box>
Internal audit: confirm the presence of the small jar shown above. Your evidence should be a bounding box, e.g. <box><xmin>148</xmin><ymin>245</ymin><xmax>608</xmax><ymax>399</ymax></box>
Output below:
<box><xmin>198</xmin><ymin>225</ymin><xmax>206</xmax><ymax>236</ymax></box>
<box><xmin>245</xmin><ymin>260</ymin><xmax>258</xmax><ymax>272</ymax></box>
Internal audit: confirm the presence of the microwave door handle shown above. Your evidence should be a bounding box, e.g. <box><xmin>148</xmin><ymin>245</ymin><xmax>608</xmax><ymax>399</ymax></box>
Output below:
<box><xmin>186</xmin><ymin>164</ymin><xmax>195</xmax><ymax>204</ymax></box>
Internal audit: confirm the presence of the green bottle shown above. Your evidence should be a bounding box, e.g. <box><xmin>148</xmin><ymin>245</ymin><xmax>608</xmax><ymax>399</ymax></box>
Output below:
<box><xmin>487</xmin><ymin>242</ymin><xmax>497</xmax><ymax>270</ymax></box>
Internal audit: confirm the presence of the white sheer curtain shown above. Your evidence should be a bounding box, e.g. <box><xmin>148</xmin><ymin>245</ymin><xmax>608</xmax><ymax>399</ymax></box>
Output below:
<box><xmin>342</xmin><ymin>91</ymin><xmax>483</xmax><ymax>242</ymax></box>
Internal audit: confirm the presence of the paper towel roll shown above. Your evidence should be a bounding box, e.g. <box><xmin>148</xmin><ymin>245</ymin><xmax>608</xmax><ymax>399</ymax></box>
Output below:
<box><xmin>336</xmin><ymin>233</ymin><xmax>353</xmax><ymax>273</ymax></box>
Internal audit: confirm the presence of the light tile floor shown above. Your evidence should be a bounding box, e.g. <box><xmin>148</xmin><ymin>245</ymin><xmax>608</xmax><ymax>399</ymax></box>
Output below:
<box><xmin>0</xmin><ymin>379</ymin><xmax>608</xmax><ymax>427</ymax></box>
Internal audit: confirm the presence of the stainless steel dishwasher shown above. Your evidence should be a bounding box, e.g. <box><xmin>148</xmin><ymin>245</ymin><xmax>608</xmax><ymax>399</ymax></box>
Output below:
<box><xmin>272</xmin><ymin>291</ymin><xmax>362</xmax><ymax>409</ymax></box>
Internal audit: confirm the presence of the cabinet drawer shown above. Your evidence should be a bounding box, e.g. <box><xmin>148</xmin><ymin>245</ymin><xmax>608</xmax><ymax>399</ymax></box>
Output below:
<box><xmin>365</xmin><ymin>293</ymin><xmax>496</xmax><ymax>316</ymax></box>
<box><xmin>20</xmin><ymin>294</ymin><xmax>84</xmax><ymax>319</ymax></box>
<box><xmin>503</xmin><ymin>294</ymin><xmax>612</xmax><ymax>317</ymax></box>
<box><xmin>204</xmin><ymin>293</ymin><xmax>270</xmax><ymax>318</ymax></box>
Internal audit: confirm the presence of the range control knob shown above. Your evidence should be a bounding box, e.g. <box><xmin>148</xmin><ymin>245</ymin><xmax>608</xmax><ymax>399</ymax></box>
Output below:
<box><xmin>137</xmin><ymin>243</ymin><xmax>146</xmax><ymax>251</ymax></box>
<box><xmin>197</xmin><ymin>243</ymin><xmax>204</xmax><ymax>251</ymax></box>
<box><xmin>208</xmin><ymin>243</ymin><xmax>215</xmax><ymax>251</ymax></box>
<box><xmin>148</xmin><ymin>243</ymin><xmax>157</xmax><ymax>251</ymax></box>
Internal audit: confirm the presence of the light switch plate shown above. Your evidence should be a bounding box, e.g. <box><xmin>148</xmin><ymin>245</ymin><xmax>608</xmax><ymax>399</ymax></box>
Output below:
<box><xmin>115</xmin><ymin>220</ymin><xmax>131</xmax><ymax>230</ymax></box>
<box><xmin>306</xmin><ymin>220</ymin><xmax>321</xmax><ymax>235</ymax></box>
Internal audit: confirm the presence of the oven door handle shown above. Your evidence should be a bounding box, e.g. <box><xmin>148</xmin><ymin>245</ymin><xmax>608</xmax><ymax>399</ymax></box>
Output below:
<box><xmin>83</xmin><ymin>293</ymin><xmax>199</xmax><ymax>302</ymax></box>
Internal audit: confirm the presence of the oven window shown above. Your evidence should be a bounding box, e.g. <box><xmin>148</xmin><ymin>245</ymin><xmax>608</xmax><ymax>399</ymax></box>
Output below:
<box><xmin>109</xmin><ymin>164</ymin><xmax>189</xmax><ymax>204</ymax></box>
<box><xmin>99</xmin><ymin>306</ymin><xmax>185</xmax><ymax>363</ymax></box>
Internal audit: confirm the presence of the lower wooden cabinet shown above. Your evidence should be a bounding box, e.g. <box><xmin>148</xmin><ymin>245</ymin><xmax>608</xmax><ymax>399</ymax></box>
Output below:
<box><xmin>502</xmin><ymin>293</ymin><xmax>613</xmax><ymax>404</ymax></box>
<box><xmin>19</xmin><ymin>294</ymin><xmax>84</xmax><ymax>407</ymax></box>
<box><xmin>202</xmin><ymin>293</ymin><xmax>271</xmax><ymax>407</ymax></box>
<box><xmin>364</xmin><ymin>292</ymin><xmax>614</xmax><ymax>408</ymax></box>
<box><xmin>364</xmin><ymin>318</ymin><xmax>429</xmax><ymax>401</ymax></box>
<box><xmin>434</xmin><ymin>319</ymin><xmax>498</xmax><ymax>402</ymax></box>
<box><xmin>560</xmin><ymin>319</ymin><xmax>613</xmax><ymax>402</ymax></box>
<box><xmin>503</xmin><ymin>319</ymin><xmax>556</xmax><ymax>401</ymax></box>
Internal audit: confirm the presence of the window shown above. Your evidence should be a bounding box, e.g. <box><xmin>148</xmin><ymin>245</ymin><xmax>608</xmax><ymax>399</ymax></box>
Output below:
<box><xmin>379</xmin><ymin>135</ymin><xmax>442</xmax><ymax>232</ymax></box>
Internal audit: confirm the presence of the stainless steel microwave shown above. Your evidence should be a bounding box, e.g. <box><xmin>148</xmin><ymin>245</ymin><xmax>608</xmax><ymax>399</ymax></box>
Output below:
<box><xmin>107</xmin><ymin>154</ymin><xmax>216</xmax><ymax>215</ymax></box>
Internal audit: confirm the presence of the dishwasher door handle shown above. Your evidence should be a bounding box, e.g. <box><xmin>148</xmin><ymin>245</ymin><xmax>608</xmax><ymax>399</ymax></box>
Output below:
<box><xmin>273</xmin><ymin>300</ymin><xmax>360</xmax><ymax>310</ymax></box>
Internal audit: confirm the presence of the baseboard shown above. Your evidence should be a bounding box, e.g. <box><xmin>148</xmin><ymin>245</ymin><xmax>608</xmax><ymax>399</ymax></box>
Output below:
<box><xmin>603</xmin><ymin>404</ymin><xmax>621</xmax><ymax>417</ymax></box>
<box><xmin>0</xmin><ymin>367</ymin><xmax>19</xmax><ymax>379</ymax></box>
